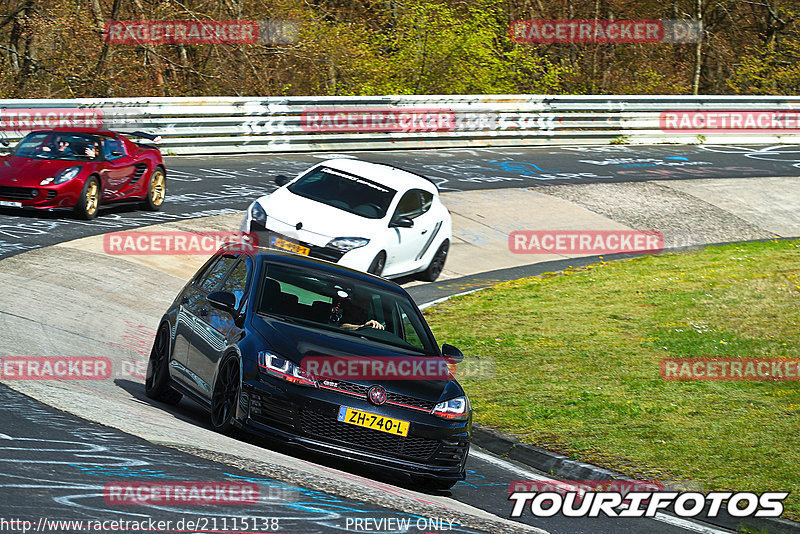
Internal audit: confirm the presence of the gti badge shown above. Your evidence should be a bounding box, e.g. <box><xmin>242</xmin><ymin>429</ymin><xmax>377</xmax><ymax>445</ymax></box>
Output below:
<box><xmin>368</xmin><ymin>385</ymin><xmax>387</xmax><ymax>406</ymax></box>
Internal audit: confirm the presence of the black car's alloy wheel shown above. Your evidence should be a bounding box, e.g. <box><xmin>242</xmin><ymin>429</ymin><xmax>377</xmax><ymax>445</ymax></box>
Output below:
<box><xmin>211</xmin><ymin>355</ymin><xmax>240</xmax><ymax>433</ymax></box>
<box><xmin>145</xmin><ymin>324</ymin><xmax>182</xmax><ymax>405</ymax></box>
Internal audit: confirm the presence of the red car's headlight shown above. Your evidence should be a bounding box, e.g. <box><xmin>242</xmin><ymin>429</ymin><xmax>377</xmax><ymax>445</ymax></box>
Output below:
<box><xmin>41</xmin><ymin>166</ymin><xmax>81</xmax><ymax>185</ymax></box>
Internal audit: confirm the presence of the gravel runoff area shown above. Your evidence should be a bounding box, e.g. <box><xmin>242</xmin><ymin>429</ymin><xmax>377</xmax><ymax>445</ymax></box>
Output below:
<box><xmin>542</xmin><ymin>181</ymin><xmax>775</xmax><ymax>248</ymax></box>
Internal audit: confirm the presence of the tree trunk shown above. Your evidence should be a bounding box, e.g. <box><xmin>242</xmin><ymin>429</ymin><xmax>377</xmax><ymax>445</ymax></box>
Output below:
<box><xmin>692</xmin><ymin>0</ymin><xmax>703</xmax><ymax>95</ymax></box>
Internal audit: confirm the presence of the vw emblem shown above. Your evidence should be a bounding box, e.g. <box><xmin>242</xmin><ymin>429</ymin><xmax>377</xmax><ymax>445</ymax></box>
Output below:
<box><xmin>296</xmin><ymin>221</ymin><xmax>303</xmax><ymax>230</ymax></box>
<box><xmin>368</xmin><ymin>385</ymin><xmax>387</xmax><ymax>406</ymax></box>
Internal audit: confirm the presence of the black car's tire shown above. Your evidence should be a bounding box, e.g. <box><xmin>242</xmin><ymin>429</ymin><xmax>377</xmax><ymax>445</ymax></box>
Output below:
<box><xmin>211</xmin><ymin>355</ymin><xmax>240</xmax><ymax>434</ymax></box>
<box><xmin>418</xmin><ymin>240</ymin><xmax>449</xmax><ymax>282</ymax></box>
<box><xmin>367</xmin><ymin>251</ymin><xmax>386</xmax><ymax>276</ymax></box>
<box><xmin>142</xmin><ymin>166</ymin><xmax>166</xmax><ymax>211</ymax></box>
<box><xmin>73</xmin><ymin>176</ymin><xmax>101</xmax><ymax>220</ymax></box>
<box><xmin>411</xmin><ymin>476</ymin><xmax>458</xmax><ymax>491</ymax></box>
<box><xmin>145</xmin><ymin>324</ymin><xmax>182</xmax><ymax>405</ymax></box>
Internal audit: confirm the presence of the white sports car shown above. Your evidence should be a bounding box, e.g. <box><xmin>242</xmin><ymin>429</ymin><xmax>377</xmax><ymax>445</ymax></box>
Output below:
<box><xmin>241</xmin><ymin>159</ymin><xmax>451</xmax><ymax>281</ymax></box>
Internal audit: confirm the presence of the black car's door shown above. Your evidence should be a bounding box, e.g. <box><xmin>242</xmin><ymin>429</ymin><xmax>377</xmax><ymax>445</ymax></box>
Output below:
<box><xmin>175</xmin><ymin>254</ymin><xmax>239</xmax><ymax>397</ymax></box>
<box><xmin>186</xmin><ymin>255</ymin><xmax>251</xmax><ymax>401</ymax></box>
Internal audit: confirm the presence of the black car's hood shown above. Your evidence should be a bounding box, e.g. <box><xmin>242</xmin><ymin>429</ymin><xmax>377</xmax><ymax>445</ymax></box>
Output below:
<box><xmin>252</xmin><ymin>313</ymin><xmax>463</xmax><ymax>403</ymax></box>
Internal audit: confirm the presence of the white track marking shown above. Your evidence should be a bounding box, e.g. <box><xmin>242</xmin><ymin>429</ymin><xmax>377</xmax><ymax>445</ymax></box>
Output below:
<box><xmin>469</xmin><ymin>449</ymin><xmax>732</xmax><ymax>534</ymax></box>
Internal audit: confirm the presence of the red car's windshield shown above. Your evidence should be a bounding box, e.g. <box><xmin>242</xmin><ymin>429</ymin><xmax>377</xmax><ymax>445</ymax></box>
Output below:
<box><xmin>14</xmin><ymin>132</ymin><xmax>104</xmax><ymax>161</ymax></box>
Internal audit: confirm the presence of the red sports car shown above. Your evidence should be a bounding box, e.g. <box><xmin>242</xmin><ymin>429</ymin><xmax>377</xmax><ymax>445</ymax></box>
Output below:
<box><xmin>0</xmin><ymin>127</ymin><xmax>166</xmax><ymax>219</ymax></box>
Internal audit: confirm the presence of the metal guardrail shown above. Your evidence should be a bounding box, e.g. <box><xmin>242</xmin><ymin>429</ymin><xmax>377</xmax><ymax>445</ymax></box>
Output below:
<box><xmin>1</xmin><ymin>95</ymin><xmax>799</xmax><ymax>155</ymax></box>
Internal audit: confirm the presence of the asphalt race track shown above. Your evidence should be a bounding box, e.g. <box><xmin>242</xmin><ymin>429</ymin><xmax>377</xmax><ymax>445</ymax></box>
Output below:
<box><xmin>1</xmin><ymin>143</ymin><xmax>799</xmax><ymax>259</ymax></box>
<box><xmin>1</xmin><ymin>144</ymin><xmax>798</xmax><ymax>534</ymax></box>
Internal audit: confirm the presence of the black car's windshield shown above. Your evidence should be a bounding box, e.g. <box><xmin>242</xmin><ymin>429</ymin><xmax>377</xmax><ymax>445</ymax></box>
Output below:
<box><xmin>14</xmin><ymin>132</ymin><xmax>104</xmax><ymax>161</ymax></box>
<box><xmin>287</xmin><ymin>166</ymin><xmax>396</xmax><ymax>219</ymax></box>
<box><xmin>258</xmin><ymin>262</ymin><xmax>435</xmax><ymax>354</ymax></box>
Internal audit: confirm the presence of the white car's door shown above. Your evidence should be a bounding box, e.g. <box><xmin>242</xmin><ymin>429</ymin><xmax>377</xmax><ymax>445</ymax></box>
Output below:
<box><xmin>385</xmin><ymin>189</ymin><xmax>436</xmax><ymax>275</ymax></box>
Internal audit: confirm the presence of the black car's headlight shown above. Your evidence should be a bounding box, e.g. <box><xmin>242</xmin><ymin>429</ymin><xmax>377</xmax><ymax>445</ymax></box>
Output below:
<box><xmin>40</xmin><ymin>166</ymin><xmax>81</xmax><ymax>186</ymax></box>
<box><xmin>258</xmin><ymin>351</ymin><xmax>316</xmax><ymax>387</ymax></box>
<box><xmin>326</xmin><ymin>237</ymin><xmax>370</xmax><ymax>252</ymax></box>
<box><xmin>250</xmin><ymin>202</ymin><xmax>267</xmax><ymax>226</ymax></box>
<box><xmin>432</xmin><ymin>395</ymin><xmax>470</xmax><ymax>420</ymax></box>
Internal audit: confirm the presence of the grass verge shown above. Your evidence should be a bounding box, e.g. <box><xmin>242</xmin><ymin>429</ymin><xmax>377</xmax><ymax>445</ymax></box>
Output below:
<box><xmin>425</xmin><ymin>239</ymin><xmax>800</xmax><ymax>518</ymax></box>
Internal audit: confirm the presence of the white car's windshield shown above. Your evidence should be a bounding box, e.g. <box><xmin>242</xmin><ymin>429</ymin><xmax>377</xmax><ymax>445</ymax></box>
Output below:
<box><xmin>287</xmin><ymin>166</ymin><xmax>396</xmax><ymax>219</ymax></box>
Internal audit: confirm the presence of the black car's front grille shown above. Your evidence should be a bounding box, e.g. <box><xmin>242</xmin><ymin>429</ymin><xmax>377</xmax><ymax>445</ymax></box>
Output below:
<box><xmin>319</xmin><ymin>380</ymin><xmax>437</xmax><ymax>412</ymax></box>
<box><xmin>0</xmin><ymin>186</ymin><xmax>38</xmax><ymax>200</ymax></box>
<box><xmin>300</xmin><ymin>408</ymin><xmax>440</xmax><ymax>461</ymax></box>
<box><xmin>386</xmin><ymin>392</ymin><xmax>437</xmax><ymax>411</ymax></box>
<box><xmin>248</xmin><ymin>390</ymin><xmax>295</xmax><ymax>427</ymax></box>
<box><xmin>129</xmin><ymin>163</ymin><xmax>148</xmax><ymax>185</ymax></box>
<box><xmin>434</xmin><ymin>437</ymin><xmax>470</xmax><ymax>467</ymax></box>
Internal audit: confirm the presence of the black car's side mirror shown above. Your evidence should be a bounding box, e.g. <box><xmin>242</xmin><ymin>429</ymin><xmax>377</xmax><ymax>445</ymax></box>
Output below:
<box><xmin>275</xmin><ymin>175</ymin><xmax>290</xmax><ymax>187</ymax></box>
<box><xmin>207</xmin><ymin>291</ymin><xmax>237</xmax><ymax>314</ymax></box>
<box><xmin>389</xmin><ymin>216</ymin><xmax>414</xmax><ymax>228</ymax></box>
<box><xmin>441</xmin><ymin>343</ymin><xmax>464</xmax><ymax>364</ymax></box>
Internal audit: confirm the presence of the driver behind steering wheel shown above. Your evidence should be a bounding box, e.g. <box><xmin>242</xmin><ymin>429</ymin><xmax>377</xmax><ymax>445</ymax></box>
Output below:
<box><xmin>333</xmin><ymin>293</ymin><xmax>384</xmax><ymax>331</ymax></box>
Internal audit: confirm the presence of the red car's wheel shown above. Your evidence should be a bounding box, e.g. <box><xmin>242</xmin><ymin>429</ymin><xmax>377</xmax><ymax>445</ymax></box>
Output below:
<box><xmin>142</xmin><ymin>167</ymin><xmax>166</xmax><ymax>211</ymax></box>
<box><xmin>74</xmin><ymin>176</ymin><xmax>101</xmax><ymax>220</ymax></box>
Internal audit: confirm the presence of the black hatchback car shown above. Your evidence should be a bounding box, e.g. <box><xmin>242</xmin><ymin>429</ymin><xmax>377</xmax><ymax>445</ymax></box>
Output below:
<box><xmin>146</xmin><ymin>247</ymin><xmax>471</xmax><ymax>488</ymax></box>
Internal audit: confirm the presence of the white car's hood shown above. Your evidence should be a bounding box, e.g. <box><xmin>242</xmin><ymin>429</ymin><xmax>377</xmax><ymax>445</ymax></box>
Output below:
<box><xmin>257</xmin><ymin>188</ymin><xmax>381</xmax><ymax>246</ymax></box>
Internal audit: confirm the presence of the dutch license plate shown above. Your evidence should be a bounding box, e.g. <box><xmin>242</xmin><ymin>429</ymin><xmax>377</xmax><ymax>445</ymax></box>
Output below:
<box><xmin>337</xmin><ymin>406</ymin><xmax>409</xmax><ymax>437</ymax></box>
<box><xmin>270</xmin><ymin>236</ymin><xmax>310</xmax><ymax>256</ymax></box>
<box><xmin>0</xmin><ymin>201</ymin><xmax>22</xmax><ymax>208</ymax></box>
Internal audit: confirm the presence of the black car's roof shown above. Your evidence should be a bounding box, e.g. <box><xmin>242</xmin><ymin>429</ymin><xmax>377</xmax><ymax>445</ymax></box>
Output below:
<box><xmin>240</xmin><ymin>246</ymin><xmax>408</xmax><ymax>296</ymax></box>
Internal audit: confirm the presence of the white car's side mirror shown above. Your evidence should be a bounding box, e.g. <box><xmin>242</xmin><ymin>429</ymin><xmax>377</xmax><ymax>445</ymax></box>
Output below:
<box><xmin>389</xmin><ymin>216</ymin><xmax>414</xmax><ymax>228</ymax></box>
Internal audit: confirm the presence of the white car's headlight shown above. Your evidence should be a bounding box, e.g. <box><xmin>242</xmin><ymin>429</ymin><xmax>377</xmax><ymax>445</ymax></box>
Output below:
<box><xmin>432</xmin><ymin>396</ymin><xmax>470</xmax><ymax>420</ymax></box>
<box><xmin>250</xmin><ymin>202</ymin><xmax>267</xmax><ymax>225</ymax></box>
<box><xmin>326</xmin><ymin>237</ymin><xmax>370</xmax><ymax>252</ymax></box>
<box><xmin>41</xmin><ymin>166</ymin><xmax>81</xmax><ymax>186</ymax></box>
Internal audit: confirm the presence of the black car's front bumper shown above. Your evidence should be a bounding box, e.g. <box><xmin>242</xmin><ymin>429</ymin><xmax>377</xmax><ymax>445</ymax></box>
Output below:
<box><xmin>238</xmin><ymin>377</ymin><xmax>470</xmax><ymax>482</ymax></box>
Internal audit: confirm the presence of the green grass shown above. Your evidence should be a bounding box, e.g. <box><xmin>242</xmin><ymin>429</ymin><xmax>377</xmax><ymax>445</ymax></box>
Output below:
<box><xmin>425</xmin><ymin>239</ymin><xmax>800</xmax><ymax>518</ymax></box>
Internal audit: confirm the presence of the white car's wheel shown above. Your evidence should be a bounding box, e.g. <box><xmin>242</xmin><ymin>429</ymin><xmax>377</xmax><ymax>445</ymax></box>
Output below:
<box><xmin>367</xmin><ymin>251</ymin><xmax>386</xmax><ymax>276</ymax></box>
<box><xmin>419</xmin><ymin>240</ymin><xmax>449</xmax><ymax>282</ymax></box>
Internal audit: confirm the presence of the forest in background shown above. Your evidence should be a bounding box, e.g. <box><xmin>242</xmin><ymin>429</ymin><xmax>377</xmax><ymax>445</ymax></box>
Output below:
<box><xmin>0</xmin><ymin>0</ymin><xmax>798</xmax><ymax>98</ymax></box>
